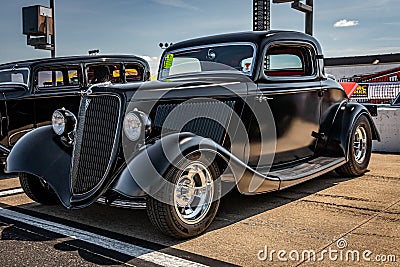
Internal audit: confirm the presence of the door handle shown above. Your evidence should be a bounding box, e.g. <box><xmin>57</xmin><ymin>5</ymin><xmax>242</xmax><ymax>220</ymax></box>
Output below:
<box><xmin>256</xmin><ymin>95</ymin><xmax>273</xmax><ymax>103</ymax></box>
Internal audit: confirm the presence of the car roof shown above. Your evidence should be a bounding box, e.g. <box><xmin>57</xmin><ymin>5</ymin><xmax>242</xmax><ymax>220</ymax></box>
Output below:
<box><xmin>0</xmin><ymin>55</ymin><xmax>149</xmax><ymax>70</ymax></box>
<box><xmin>164</xmin><ymin>30</ymin><xmax>323</xmax><ymax>54</ymax></box>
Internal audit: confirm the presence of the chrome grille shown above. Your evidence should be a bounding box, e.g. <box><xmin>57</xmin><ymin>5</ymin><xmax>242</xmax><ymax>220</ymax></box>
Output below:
<box><xmin>72</xmin><ymin>94</ymin><xmax>121</xmax><ymax>195</ymax></box>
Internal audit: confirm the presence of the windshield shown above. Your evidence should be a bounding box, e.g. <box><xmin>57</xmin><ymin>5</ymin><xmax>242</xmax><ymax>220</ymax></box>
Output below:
<box><xmin>160</xmin><ymin>43</ymin><xmax>256</xmax><ymax>79</ymax></box>
<box><xmin>0</xmin><ymin>68</ymin><xmax>29</xmax><ymax>85</ymax></box>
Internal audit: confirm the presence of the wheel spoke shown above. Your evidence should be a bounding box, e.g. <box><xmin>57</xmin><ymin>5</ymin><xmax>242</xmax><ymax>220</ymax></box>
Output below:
<box><xmin>353</xmin><ymin>125</ymin><xmax>368</xmax><ymax>164</ymax></box>
<box><xmin>174</xmin><ymin>161</ymin><xmax>214</xmax><ymax>224</ymax></box>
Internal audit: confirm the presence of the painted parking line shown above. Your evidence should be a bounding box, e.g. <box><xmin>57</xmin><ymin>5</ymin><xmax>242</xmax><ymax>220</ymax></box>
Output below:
<box><xmin>0</xmin><ymin>188</ymin><xmax>24</xmax><ymax>197</ymax></box>
<box><xmin>0</xmin><ymin>207</ymin><xmax>208</xmax><ymax>267</ymax></box>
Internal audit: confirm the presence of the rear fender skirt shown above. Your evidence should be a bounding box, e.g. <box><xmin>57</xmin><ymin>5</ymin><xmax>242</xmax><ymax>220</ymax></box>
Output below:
<box><xmin>5</xmin><ymin>126</ymin><xmax>73</xmax><ymax>207</ymax></box>
<box><xmin>111</xmin><ymin>132</ymin><xmax>280</xmax><ymax>198</ymax></box>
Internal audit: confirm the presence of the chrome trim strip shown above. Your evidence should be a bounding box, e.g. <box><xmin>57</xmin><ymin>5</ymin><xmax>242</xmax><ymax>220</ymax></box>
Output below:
<box><xmin>257</xmin><ymin>87</ymin><xmax>322</xmax><ymax>95</ymax></box>
<box><xmin>149</xmin><ymin>81</ymin><xmax>241</xmax><ymax>92</ymax></box>
<box><xmin>0</xmin><ymin>144</ymin><xmax>10</xmax><ymax>154</ymax></box>
<box><xmin>8</xmin><ymin>129</ymin><xmax>33</xmax><ymax>146</ymax></box>
<box><xmin>96</xmin><ymin>197</ymin><xmax>146</xmax><ymax>209</ymax></box>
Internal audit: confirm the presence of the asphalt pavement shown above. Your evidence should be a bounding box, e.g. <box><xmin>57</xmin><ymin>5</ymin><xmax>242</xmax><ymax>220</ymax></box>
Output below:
<box><xmin>0</xmin><ymin>153</ymin><xmax>398</xmax><ymax>266</ymax></box>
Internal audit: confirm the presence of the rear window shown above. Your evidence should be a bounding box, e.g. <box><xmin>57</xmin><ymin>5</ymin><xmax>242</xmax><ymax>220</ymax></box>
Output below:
<box><xmin>88</xmin><ymin>64</ymin><xmax>122</xmax><ymax>84</ymax></box>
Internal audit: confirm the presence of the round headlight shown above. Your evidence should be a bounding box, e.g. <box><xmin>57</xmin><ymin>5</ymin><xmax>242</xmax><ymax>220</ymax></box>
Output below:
<box><xmin>123</xmin><ymin>112</ymin><xmax>142</xmax><ymax>141</ymax></box>
<box><xmin>52</xmin><ymin>110</ymin><xmax>66</xmax><ymax>136</ymax></box>
<box><xmin>51</xmin><ymin>109</ymin><xmax>76</xmax><ymax>136</ymax></box>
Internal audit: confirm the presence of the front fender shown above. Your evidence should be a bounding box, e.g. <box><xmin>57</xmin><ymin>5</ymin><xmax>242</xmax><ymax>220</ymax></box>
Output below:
<box><xmin>111</xmin><ymin>133</ymin><xmax>222</xmax><ymax>198</ymax></box>
<box><xmin>6</xmin><ymin>126</ymin><xmax>73</xmax><ymax>207</ymax></box>
<box><xmin>111</xmin><ymin>132</ymin><xmax>280</xmax><ymax>198</ymax></box>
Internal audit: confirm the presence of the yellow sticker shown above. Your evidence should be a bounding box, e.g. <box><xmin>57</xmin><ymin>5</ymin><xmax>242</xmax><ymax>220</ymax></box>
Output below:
<box><xmin>164</xmin><ymin>54</ymin><xmax>174</xmax><ymax>69</ymax></box>
<box><xmin>113</xmin><ymin>69</ymin><xmax>138</xmax><ymax>78</ymax></box>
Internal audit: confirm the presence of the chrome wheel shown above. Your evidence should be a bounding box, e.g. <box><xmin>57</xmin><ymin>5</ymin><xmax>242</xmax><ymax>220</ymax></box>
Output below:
<box><xmin>353</xmin><ymin>125</ymin><xmax>368</xmax><ymax>164</ymax></box>
<box><xmin>174</xmin><ymin>162</ymin><xmax>214</xmax><ymax>225</ymax></box>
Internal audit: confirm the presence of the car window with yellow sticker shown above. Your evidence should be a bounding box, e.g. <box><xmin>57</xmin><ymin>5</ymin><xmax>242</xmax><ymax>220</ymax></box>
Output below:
<box><xmin>160</xmin><ymin>43</ymin><xmax>255</xmax><ymax>79</ymax></box>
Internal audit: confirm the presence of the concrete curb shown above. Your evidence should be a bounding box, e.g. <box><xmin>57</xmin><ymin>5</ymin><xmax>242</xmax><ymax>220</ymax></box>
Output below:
<box><xmin>372</xmin><ymin>107</ymin><xmax>400</xmax><ymax>153</ymax></box>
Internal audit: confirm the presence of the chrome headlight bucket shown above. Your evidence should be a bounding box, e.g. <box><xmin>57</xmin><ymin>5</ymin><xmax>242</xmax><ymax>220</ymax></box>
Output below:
<box><xmin>52</xmin><ymin>109</ymin><xmax>77</xmax><ymax>136</ymax></box>
<box><xmin>123</xmin><ymin>111</ymin><xmax>151</xmax><ymax>142</ymax></box>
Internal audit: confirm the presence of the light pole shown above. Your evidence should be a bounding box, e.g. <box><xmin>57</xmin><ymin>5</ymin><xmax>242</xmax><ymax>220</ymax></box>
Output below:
<box><xmin>272</xmin><ymin>0</ymin><xmax>314</xmax><ymax>35</ymax></box>
<box><xmin>253</xmin><ymin>0</ymin><xmax>270</xmax><ymax>31</ymax></box>
<box><xmin>22</xmin><ymin>0</ymin><xmax>56</xmax><ymax>57</ymax></box>
<box><xmin>50</xmin><ymin>0</ymin><xmax>56</xmax><ymax>58</ymax></box>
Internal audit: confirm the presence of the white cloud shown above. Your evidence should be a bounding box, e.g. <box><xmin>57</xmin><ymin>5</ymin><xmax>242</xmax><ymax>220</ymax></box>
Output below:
<box><xmin>139</xmin><ymin>55</ymin><xmax>160</xmax><ymax>78</ymax></box>
<box><xmin>151</xmin><ymin>0</ymin><xmax>199</xmax><ymax>10</ymax></box>
<box><xmin>334</xmin><ymin>19</ymin><xmax>359</xmax><ymax>28</ymax></box>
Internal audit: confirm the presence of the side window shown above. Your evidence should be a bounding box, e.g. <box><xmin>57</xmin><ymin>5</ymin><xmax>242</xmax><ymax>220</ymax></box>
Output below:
<box><xmin>37</xmin><ymin>70</ymin><xmax>64</xmax><ymax>87</ymax></box>
<box><xmin>264</xmin><ymin>44</ymin><xmax>315</xmax><ymax>77</ymax></box>
<box><xmin>124</xmin><ymin>64</ymin><xmax>144</xmax><ymax>82</ymax></box>
<box><xmin>88</xmin><ymin>64</ymin><xmax>121</xmax><ymax>84</ymax></box>
<box><xmin>36</xmin><ymin>67</ymin><xmax>81</xmax><ymax>89</ymax></box>
<box><xmin>68</xmin><ymin>70</ymin><xmax>80</xmax><ymax>85</ymax></box>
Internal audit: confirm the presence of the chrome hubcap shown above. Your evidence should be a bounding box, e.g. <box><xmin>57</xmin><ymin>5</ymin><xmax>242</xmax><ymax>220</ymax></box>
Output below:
<box><xmin>353</xmin><ymin>125</ymin><xmax>368</xmax><ymax>164</ymax></box>
<box><xmin>174</xmin><ymin>162</ymin><xmax>214</xmax><ymax>225</ymax></box>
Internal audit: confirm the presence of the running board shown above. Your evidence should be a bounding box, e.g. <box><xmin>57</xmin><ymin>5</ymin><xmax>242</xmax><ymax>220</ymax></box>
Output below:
<box><xmin>268</xmin><ymin>156</ymin><xmax>346</xmax><ymax>190</ymax></box>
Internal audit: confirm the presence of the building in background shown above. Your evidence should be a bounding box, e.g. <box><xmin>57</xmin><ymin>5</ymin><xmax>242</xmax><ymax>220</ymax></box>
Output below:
<box><xmin>325</xmin><ymin>53</ymin><xmax>400</xmax><ymax>104</ymax></box>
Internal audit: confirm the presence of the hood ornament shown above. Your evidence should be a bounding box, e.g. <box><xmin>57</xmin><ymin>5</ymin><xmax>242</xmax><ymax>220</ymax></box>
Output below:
<box><xmin>81</xmin><ymin>81</ymin><xmax>112</xmax><ymax>96</ymax></box>
<box><xmin>81</xmin><ymin>88</ymin><xmax>92</xmax><ymax>96</ymax></box>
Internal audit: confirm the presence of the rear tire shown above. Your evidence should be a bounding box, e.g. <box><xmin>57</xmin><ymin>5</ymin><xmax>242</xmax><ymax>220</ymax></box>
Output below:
<box><xmin>146</xmin><ymin>153</ymin><xmax>221</xmax><ymax>239</ymax></box>
<box><xmin>19</xmin><ymin>173</ymin><xmax>59</xmax><ymax>205</ymax></box>
<box><xmin>336</xmin><ymin>114</ymin><xmax>372</xmax><ymax>177</ymax></box>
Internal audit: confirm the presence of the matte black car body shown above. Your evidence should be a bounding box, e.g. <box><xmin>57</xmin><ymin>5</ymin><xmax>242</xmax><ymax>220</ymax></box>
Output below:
<box><xmin>0</xmin><ymin>55</ymin><xmax>150</xmax><ymax>160</ymax></box>
<box><xmin>7</xmin><ymin>31</ymin><xmax>380</xmax><ymax>237</ymax></box>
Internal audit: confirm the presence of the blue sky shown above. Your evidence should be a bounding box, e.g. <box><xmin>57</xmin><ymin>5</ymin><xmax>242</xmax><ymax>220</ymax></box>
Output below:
<box><xmin>1</xmin><ymin>0</ymin><xmax>399</xmax><ymax>73</ymax></box>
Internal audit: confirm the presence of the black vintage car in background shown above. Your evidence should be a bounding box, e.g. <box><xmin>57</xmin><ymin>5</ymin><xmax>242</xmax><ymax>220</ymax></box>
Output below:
<box><xmin>0</xmin><ymin>55</ymin><xmax>150</xmax><ymax>161</ymax></box>
<box><xmin>7</xmin><ymin>31</ymin><xmax>380</xmax><ymax>238</ymax></box>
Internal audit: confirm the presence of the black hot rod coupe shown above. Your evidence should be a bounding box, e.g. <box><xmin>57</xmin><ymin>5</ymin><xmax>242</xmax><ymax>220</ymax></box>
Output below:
<box><xmin>6</xmin><ymin>31</ymin><xmax>380</xmax><ymax>238</ymax></box>
<box><xmin>0</xmin><ymin>55</ymin><xmax>149</xmax><ymax>162</ymax></box>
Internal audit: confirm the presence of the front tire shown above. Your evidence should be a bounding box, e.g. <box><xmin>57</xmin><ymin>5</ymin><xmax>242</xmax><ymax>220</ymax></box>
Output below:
<box><xmin>146</xmin><ymin>153</ymin><xmax>221</xmax><ymax>239</ymax></box>
<box><xmin>19</xmin><ymin>173</ymin><xmax>59</xmax><ymax>205</ymax></box>
<box><xmin>336</xmin><ymin>114</ymin><xmax>372</xmax><ymax>176</ymax></box>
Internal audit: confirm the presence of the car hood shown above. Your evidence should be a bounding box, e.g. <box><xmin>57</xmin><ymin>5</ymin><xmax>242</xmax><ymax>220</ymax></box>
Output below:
<box><xmin>90</xmin><ymin>72</ymin><xmax>253</xmax><ymax>101</ymax></box>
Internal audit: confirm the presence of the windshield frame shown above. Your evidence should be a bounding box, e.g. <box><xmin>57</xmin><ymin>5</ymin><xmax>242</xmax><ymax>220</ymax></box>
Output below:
<box><xmin>158</xmin><ymin>42</ymin><xmax>257</xmax><ymax>80</ymax></box>
<box><xmin>0</xmin><ymin>67</ymin><xmax>30</xmax><ymax>87</ymax></box>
